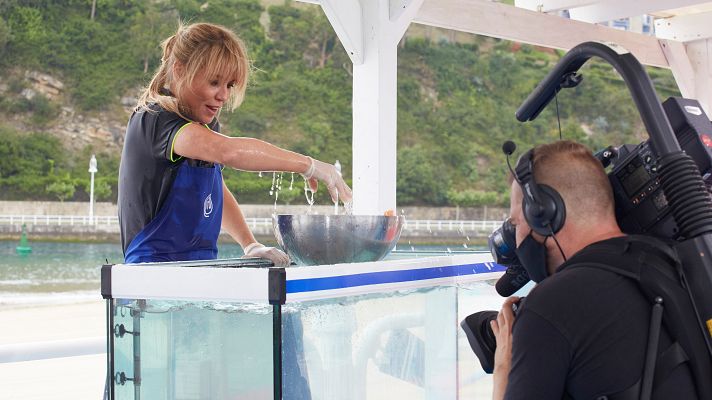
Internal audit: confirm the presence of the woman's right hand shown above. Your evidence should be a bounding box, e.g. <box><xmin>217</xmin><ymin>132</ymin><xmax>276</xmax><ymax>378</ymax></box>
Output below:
<box><xmin>303</xmin><ymin>157</ymin><xmax>353</xmax><ymax>204</ymax></box>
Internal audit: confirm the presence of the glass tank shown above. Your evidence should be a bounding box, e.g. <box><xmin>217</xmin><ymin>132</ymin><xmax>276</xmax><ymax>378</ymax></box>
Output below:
<box><xmin>104</xmin><ymin>254</ymin><xmax>503</xmax><ymax>399</ymax></box>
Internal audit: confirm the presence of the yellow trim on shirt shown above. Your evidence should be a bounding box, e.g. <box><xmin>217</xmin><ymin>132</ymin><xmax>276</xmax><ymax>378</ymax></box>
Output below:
<box><xmin>170</xmin><ymin>123</ymin><xmax>213</xmax><ymax>163</ymax></box>
<box><xmin>169</xmin><ymin>122</ymin><xmax>192</xmax><ymax>162</ymax></box>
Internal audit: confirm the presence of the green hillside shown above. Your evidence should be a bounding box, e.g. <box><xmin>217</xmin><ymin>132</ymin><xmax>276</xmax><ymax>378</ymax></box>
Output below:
<box><xmin>0</xmin><ymin>0</ymin><xmax>680</xmax><ymax>207</ymax></box>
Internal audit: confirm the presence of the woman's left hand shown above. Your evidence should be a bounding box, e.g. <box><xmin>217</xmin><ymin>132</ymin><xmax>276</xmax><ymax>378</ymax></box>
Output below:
<box><xmin>243</xmin><ymin>242</ymin><xmax>290</xmax><ymax>267</ymax></box>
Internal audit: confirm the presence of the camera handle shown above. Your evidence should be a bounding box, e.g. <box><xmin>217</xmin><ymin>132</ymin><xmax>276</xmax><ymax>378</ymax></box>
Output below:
<box><xmin>515</xmin><ymin>42</ymin><xmax>679</xmax><ymax>155</ymax></box>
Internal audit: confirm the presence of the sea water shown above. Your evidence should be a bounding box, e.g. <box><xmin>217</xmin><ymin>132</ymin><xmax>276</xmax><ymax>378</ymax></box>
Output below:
<box><xmin>0</xmin><ymin>241</ymin><xmax>123</xmax><ymax>306</ymax></box>
<box><xmin>0</xmin><ymin>242</ymin><xmax>486</xmax><ymax>307</ymax></box>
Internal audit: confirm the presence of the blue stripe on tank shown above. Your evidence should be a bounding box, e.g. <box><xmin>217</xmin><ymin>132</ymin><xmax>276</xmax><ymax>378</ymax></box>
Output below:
<box><xmin>286</xmin><ymin>262</ymin><xmax>505</xmax><ymax>294</ymax></box>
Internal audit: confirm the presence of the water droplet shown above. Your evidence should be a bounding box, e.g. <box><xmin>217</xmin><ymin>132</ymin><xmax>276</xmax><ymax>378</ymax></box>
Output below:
<box><xmin>273</xmin><ymin>173</ymin><xmax>284</xmax><ymax>210</ymax></box>
<box><xmin>303</xmin><ymin>176</ymin><xmax>315</xmax><ymax>213</ymax></box>
<box><xmin>344</xmin><ymin>201</ymin><xmax>353</xmax><ymax>215</ymax></box>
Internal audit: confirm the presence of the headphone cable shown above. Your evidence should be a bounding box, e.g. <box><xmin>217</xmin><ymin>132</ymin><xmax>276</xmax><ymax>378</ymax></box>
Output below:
<box><xmin>555</xmin><ymin>91</ymin><xmax>563</xmax><ymax>140</ymax></box>
<box><xmin>549</xmin><ymin>225</ymin><xmax>567</xmax><ymax>262</ymax></box>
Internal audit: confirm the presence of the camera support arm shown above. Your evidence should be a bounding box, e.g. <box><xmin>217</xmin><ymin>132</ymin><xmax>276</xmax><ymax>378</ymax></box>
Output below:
<box><xmin>515</xmin><ymin>41</ymin><xmax>681</xmax><ymax>156</ymax></box>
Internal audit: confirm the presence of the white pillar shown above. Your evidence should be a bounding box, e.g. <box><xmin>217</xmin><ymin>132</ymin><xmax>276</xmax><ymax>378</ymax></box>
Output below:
<box><xmin>660</xmin><ymin>38</ymin><xmax>712</xmax><ymax>117</ymax></box>
<box><xmin>684</xmin><ymin>39</ymin><xmax>712</xmax><ymax>116</ymax></box>
<box><xmin>89</xmin><ymin>172</ymin><xmax>95</xmax><ymax>218</ymax></box>
<box><xmin>88</xmin><ymin>154</ymin><xmax>97</xmax><ymax>219</ymax></box>
<box><xmin>656</xmin><ymin>13</ymin><xmax>712</xmax><ymax>116</ymax></box>
<box><xmin>319</xmin><ymin>0</ymin><xmax>424</xmax><ymax>215</ymax></box>
<box><xmin>352</xmin><ymin>1</ymin><xmax>399</xmax><ymax>215</ymax></box>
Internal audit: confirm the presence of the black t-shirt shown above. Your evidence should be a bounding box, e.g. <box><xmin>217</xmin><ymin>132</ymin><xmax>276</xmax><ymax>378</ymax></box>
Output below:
<box><xmin>505</xmin><ymin>237</ymin><xmax>698</xmax><ymax>400</ymax></box>
<box><xmin>117</xmin><ymin>105</ymin><xmax>219</xmax><ymax>254</ymax></box>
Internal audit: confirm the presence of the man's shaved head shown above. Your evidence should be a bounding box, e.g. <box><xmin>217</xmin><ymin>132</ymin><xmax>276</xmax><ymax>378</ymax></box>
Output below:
<box><xmin>526</xmin><ymin>140</ymin><xmax>614</xmax><ymax>229</ymax></box>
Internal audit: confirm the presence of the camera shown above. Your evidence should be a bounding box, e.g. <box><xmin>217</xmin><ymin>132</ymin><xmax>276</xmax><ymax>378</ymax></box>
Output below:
<box><xmin>463</xmin><ymin>96</ymin><xmax>712</xmax><ymax>374</ymax></box>
<box><xmin>488</xmin><ymin>219</ymin><xmax>531</xmax><ymax>297</ymax></box>
<box><xmin>609</xmin><ymin>97</ymin><xmax>712</xmax><ymax>238</ymax></box>
<box><xmin>460</xmin><ymin>299</ymin><xmax>523</xmax><ymax>373</ymax></box>
<box><xmin>489</xmin><ymin>96</ymin><xmax>712</xmax><ymax>290</ymax></box>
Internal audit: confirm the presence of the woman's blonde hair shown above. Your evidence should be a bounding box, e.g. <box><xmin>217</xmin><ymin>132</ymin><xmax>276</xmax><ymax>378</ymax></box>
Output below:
<box><xmin>136</xmin><ymin>22</ymin><xmax>250</xmax><ymax>119</ymax></box>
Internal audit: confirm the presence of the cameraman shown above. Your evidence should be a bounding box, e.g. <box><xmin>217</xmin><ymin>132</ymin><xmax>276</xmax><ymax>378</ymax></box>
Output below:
<box><xmin>491</xmin><ymin>141</ymin><xmax>698</xmax><ymax>399</ymax></box>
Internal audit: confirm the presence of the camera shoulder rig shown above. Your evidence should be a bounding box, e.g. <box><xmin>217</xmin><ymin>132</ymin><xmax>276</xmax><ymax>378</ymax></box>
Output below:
<box><xmin>565</xmin><ymin>235</ymin><xmax>712</xmax><ymax>400</ymax></box>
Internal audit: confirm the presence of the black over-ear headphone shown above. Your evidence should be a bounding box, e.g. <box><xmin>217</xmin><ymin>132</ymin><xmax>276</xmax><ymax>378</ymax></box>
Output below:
<box><xmin>514</xmin><ymin>149</ymin><xmax>566</xmax><ymax>236</ymax></box>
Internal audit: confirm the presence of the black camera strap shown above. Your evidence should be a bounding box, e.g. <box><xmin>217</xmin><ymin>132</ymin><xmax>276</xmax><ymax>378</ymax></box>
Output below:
<box><xmin>562</xmin><ymin>235</ymin><xmax>712</xmax><ymax>400</ymax></box>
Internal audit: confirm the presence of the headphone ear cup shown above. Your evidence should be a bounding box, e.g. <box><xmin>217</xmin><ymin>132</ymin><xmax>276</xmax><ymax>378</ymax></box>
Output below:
<box><xmin>523</xmin><ymin>184</ymin><xmax>566</xmax><ymax>236</ymax></box>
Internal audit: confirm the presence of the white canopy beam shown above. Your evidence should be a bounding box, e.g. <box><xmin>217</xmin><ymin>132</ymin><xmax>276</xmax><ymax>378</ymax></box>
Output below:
<box><xmin>671</xmin><ymin>39</ymin><xmax>712</xmax><ymax>116</ymax></box>
<box><xmin>655</xmin><ymin>11</ymin><xmax>712</xmax><ymax>42</ymax></box>
<box><xmin>568</xmin><ymin>0</ymin><xmax>710</xmax><ymax>24</ymax></box>
<box><xmin>320</xmin><ymin>0</ymin><xmax>364</xmax><ymax>64</ymax></box>
<box><xmin>515</xmin><ymin>0</ymin><xmax>596</xmax><ymax>13</ymax></box>
<box><xmin>656</xmin><ymin>12</ymin><xmax>712</xmax><ymax>115</ymax></box>
<box><xmin>681</xmin><ymin>39</ymin><xmax>712</xmax><ymax>115</ymax></box>
<box><xmin>659</xmin><ymin>40</ymin><xmax>697</xmax><ymax>100</ymax></box>
<box><xmin>392</xmin><ymin>0</ymin><xmax>425</xmax><ymax>39</ymax></box>
<box><xmin>415</xmin><ymin>0</ymin><xmax>670</xmax><ymax>68</ymax></box>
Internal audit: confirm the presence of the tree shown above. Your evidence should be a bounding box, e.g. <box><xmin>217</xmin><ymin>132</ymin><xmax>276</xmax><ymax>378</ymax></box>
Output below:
<box><xmin>447</xmin><ymin>189</ymin><xmax>503</xmax><ymax>207</ymax></box>
<box><xmin>129</xmin><ymin>2</ymin><xmax>176</xmax><ymax>73</ymax></box>
<box><xmin>90</xmin><ymin>0</ymin><xmax>97</xmax><ymax>21</ymax></box>
<box><xmin>6</xmin><ymin>6</ymin><xmax>47</xmax><ymax>65</ymax></box>
<box><xmin>397</xmin><ymin>146</ymin><xmax>449</xmax><ymax>205</ymax></box>
<box><xmin>266</xmin><ymin>4</ymin><xmax>342</xmax><ymax>68</ymax></box>
<box><xmin>0</xmin><ymin>17</ymin><xmax>11</xmax><ymax>60</ymax></box>
<box><xmin>46</xmin><ymin>179</ymin><xmax>76</xmax><ymax>202</ymax></box>
<box><xmin>93</xmin><ymin>179</ymin><xmax>112</xmax><ymax>201</ymax></box>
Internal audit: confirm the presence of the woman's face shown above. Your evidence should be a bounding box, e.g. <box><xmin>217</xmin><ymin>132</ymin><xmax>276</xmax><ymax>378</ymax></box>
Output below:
<box><xmin>177</xmin><ymin>66</ymin><xmax>236</xmax><ymax>124</ymax></box>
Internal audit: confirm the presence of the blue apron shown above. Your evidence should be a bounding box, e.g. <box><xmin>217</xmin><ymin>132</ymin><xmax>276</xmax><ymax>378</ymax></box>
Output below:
<box><xmin>124</xmin><ymin>161</ymin><xmax>223</xmax><ymax>263</ymax></box>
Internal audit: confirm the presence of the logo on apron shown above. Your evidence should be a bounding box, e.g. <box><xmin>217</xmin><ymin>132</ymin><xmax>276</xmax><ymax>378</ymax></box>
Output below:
<box><xmin>204</xmin><ymin>194</ymin><xmax>213</xmax><ymax>218</ymax></box>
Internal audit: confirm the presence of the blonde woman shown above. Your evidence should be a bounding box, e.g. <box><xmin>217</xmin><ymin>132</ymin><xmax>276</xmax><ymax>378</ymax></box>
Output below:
<box><xmin>118</xmin><ymin>22</ymin><xmax>351</xmax><ymax>266</ymax></box>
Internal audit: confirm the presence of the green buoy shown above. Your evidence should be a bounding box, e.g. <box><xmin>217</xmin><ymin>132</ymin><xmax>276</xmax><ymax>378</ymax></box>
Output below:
<box><xmin>16</xmin><ymin>224</ymin><xmax>32</xmax><ymax>255</ymax></box>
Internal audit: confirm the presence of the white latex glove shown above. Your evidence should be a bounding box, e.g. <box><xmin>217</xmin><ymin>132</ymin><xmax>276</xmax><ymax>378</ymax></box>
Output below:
<box><xmin>243</xmin><ymin>242</ymin><xmax>290</xmax><ymax>267</ymax></box>
<box><xmin>303</xmin><ymin>157</ymin><xmax>353</xmax><ymax>204</ymax></box>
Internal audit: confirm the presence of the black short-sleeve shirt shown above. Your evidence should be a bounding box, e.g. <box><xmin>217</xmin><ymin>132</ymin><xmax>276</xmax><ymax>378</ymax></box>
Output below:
<box><xmin>117</xmin><ymin>105</ymin><xmax>219</xmax><ymax>254</ymax></box>
<box><xmin>504</xmin><ymin>237</ymin><xmax>698</xmax><ymax>400</ymax></box>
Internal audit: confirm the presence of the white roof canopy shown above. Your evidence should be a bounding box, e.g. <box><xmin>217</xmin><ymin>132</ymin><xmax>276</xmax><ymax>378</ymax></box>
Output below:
<box><xmin>298</xmin><ymin>0</ymin><xmax>712</xmax><ymax>214</ymax></box>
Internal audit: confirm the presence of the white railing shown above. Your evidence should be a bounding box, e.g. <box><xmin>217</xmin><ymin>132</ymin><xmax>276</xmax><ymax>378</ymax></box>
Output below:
<box><xmin>402</xmin><ymin>219</ymin><xmax>500</xmax><ymax>232</ymax></box>
<box><xmin>0</xmin><ymin>336</ymin><xmax>105</xmax><ymax>363</ymax></box>
<box><xmin>0</xmin><ymin>214</ymin><xmax>119</xmax><ymax>226</ymax></box>
<box><xmin>0</xmin><ymin>215</ymin><xmax>503</xmax><ymax>232</ymax></box>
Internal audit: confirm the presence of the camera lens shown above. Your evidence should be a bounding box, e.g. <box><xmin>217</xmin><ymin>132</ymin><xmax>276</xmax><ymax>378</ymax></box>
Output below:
<box><xmin>490</xmin><ymin>229</ymin><xmax>512</xmax><ymax>257</ymax></box>
<box><xmin>489</xmin><ymin>218</ymin><xmax>517</xmax><ymax>265</ymax></box>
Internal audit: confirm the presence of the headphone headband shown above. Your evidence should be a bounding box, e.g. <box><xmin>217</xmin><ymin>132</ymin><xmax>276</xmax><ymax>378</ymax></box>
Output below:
<box><xmin>514</xmin><ymin>147</ymin><xmax>566</xmax><ymax>236</ymax></box>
